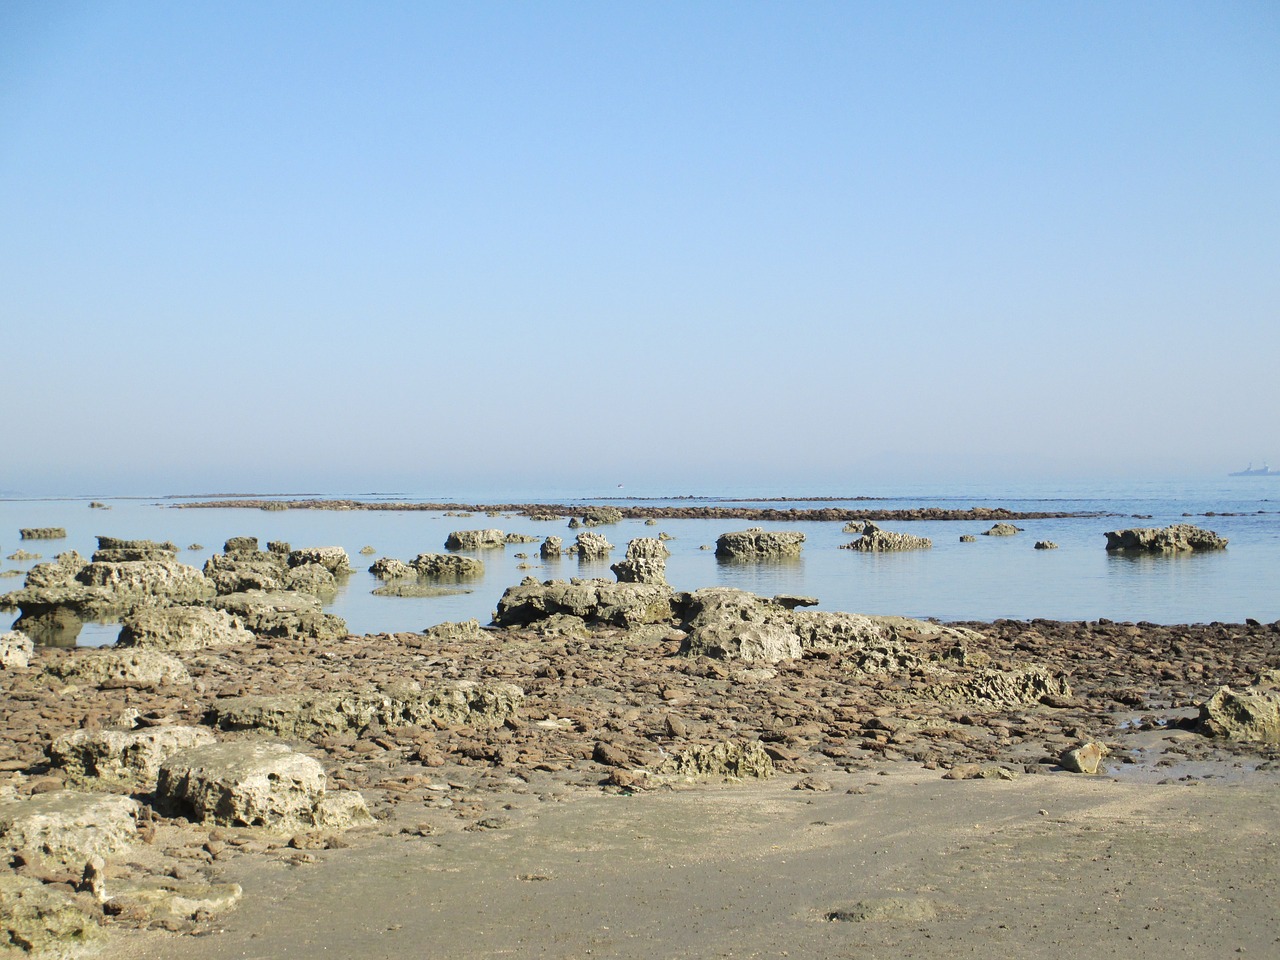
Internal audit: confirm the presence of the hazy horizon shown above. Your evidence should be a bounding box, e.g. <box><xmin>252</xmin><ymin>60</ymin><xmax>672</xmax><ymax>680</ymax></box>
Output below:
<box><xmin>3</xmin><ymin>2</ymin><xmax>1276</xmax><ymax>497</ymax></box>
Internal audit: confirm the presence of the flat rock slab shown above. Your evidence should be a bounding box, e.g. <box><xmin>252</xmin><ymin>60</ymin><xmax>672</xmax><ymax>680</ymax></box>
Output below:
<box><xmin>214</xmin><ymin>680</ymin><xmax>524</xmax><ymax>738</ymax></box>
<box><xmin>0</xmin><ymin>791</ymin><xmax>141</xmax><ymax>870</ymax></box>
<box><xmin>828</xmin><ymin>897</ymin><xmax>941</xmax><ymax>923</ymax></box>
<box><xmin>43</xmin><ymin>649</ymin><xmax>191</xmax><ymax>688</ymax></box>
<box><xmin>116</xmin><ymin>605</ymin><xmax>254</xmax><ymax>650</ymax></box>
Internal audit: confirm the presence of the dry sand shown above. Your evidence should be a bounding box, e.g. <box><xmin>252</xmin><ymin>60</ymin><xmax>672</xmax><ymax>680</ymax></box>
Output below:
<box><xmin>99</xmin><ymin>766</ymin><xmax>1279</xmax><ymax>960</ymax></box>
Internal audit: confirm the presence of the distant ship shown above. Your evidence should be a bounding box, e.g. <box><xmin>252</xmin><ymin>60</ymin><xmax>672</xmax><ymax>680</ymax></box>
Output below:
<box><xmin>1229</xmin><ymin>462</ymin><xmax>1277</xmax><ymax>477</ymax></box>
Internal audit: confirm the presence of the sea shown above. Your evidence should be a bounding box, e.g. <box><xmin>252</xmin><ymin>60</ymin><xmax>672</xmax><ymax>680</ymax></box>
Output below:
<box><xmin>3</xmin><ymin>479</ymin><xmax>1278</xmax><ymax>646</ymax></box>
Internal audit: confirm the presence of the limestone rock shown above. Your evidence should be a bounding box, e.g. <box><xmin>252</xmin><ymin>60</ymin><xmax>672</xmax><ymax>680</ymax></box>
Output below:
<box><xmin>19</xmin><ymin>528</ymin><xmax>66</xmax><ymax>540</ymax></box>
<box><xmin>574</xmin><ymin>532</ymin><xmax>614</xmax><ymax>560</ymax></box>
<box><xmin>368</xmin><ymin>557</ymin><xmax>416</xmax><ymax>580</ymax></box>
<box><xmin>156</xmin><ymin>742</ymin><xmax>331</xmax><ymax>828</ymax></box>
<box><xmin>923</xmin><ymin>666</ymin><xmax>1072</xmax><ymax>707</ymax></box>
<box><xmin>611</xmin><ymin>538</ymin><xmax>669</xmax><ymax>585</ymax></box>
<box><xmin>657</xmin><ymin>741</ymin><xmax>774</xmax><ymax>780</ymax></box>
<box><xmin>540</xmin><ymin>536</ymin><xmax>563</xmax><ymax>558</ymax></box>
<box><xmin>1034</xmin><ymin>540</ymin><xmax>1059</xmax><ymax>550</ymax></box>
<box><xmin>983</xmin><ymin>523</ymin><xmax>1023</xmax><ymax>536</ymax></box>
<box><xmin>76</xmin><ymin>558</ymin><xmax>213</xmax><ymax>603</ymax></box>
<box><xmin>0</xmin><ymin>791</ymin><xmax>141</xmax><ymax>869</ymax></box>
<box><xmin>0</xmin><ymin>873</ymin><xmax>102</xmax><ymax>958</ymax></box>
<box><xmin>841</xmin><ymin>529</ymin><xmax>932</xmax><ymax>551</ymax></box>
<box><xmin>203</xmin><ymin>551</ymin><xmax>287</xmax><ymax>594</ymax></box>
<box><xmin>960</xmin><ymin>534</ymin><xmax>977</xmax><ymax>542</ymax></box>
<box><xmin>1060</xmin><ymin>741</ymin><xmax>1109</xmax><ymax>774</ymax></box>
<box><xmin>678</xmin><ymin>588</ymin><xmax>801</xmax><ymax>663</ymax></box>
<box><xmin>20</xmin><ymin>552</ymin><xmax>87</xmax><ymax>589</ymax></box>
<box><xmin>283</xmin><ymin>562</ymin><xmax>339</xmax><ymax>598</ymax></box>
<box><xmin>1104</xmin><ymin>524</ymin><xmax>1228</xmax><ymax>552</ymax></box>
<box><xmin>44</xmin><ymin>649</ymin><xmax>191</xmax><ymax>688</ymax></box>
<box><xmin>116</xmin><ymin>605</ymin><xmax>253</xmax><ymax>651</ymax></box>
<box><xmin>90</xmin><ymin>537</ymin><xmax>178</xmax><ymax>562</ymax></box>
<box><xmin>422</xmin><ymin>619</ymin><xmax>486</xmax><ymax>642</ymax></box>
<box><xmin>1</xmin><ymin>630</ymin><xmax>33</xmax><ymax>669</ymax></box>
<box><xmin>214</xmin><ymin>680</ymin><xmax>524</xmax><ymax>738</ymax></box>
<box><xmin>287</xmin><ymin>546</ymin><xmax>353</xmax><ymax>575</ymax></box>
<box><xmin>105</xmin><ymin>877</ymin><xmax>242</xmax><ymax>923</ymax></box>
<box><xmin>714</xmin><ymin>529</ymin><xmax>805</xmax><ymax>561</ymax></box>
<box><xmin>445</xmin><ymin>529</ymin><xmax>506</xmax><ymax>550</ymax></box>
<box><xmin>1198</xmin><ymin>681</ymin><xmax>1280</xmax><ymax>743</ymax></box>
<box><xmin>412</xmin><ymin>553</ymin><xmax>485</xmax><ymax>580</ymax></box>
<box><xmin>211</xmin><ymin>590</ymin><xmax>348</xmax><ymax>641</ymax></box>
<box><xmin>494</xmin><ymin>578</ymin><xmax>675</xmax><ymax>629</ymax></box>
<box><xmin>49</xmin><ymin>726</ymin><xmax>217</xmax><ymax>785</ymax></box>
<box><xmin>580</xmin><ymin>506</ymin><xmax>623</xmax><ymax>526</ymax></box>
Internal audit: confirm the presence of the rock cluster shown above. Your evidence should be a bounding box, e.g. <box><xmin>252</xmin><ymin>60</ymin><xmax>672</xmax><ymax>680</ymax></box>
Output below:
<box><xmin>1104</xmin><ymin>524</ymin><xmax>1228</xmax><ymax>552</ymax></box>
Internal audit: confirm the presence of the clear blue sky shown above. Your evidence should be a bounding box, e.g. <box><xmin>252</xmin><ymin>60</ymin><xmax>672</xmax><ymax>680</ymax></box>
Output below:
<box><xmin>2</xmin><ymin>1</ymin><xmax>1277</xmax><ymax>496</ymax></box>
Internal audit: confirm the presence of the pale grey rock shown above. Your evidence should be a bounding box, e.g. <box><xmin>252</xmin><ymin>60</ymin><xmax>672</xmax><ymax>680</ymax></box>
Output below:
<box><xmin>215</xmin><ymin>680</ymin><xmax>523</xmax><ymax>737</ymax></box>
<box><xmin>283</xmin><ymin>561</ymin><xmax>339</xmax><ymax>597</ymax></box>
<box><xmin>0</xmin><ymin>630</ymin><xmax>33</xmax><ymax>669</ymax></box>
<box><xmin>156</xmin><ymin>742</ymin><xmax>332</xmax><ymax>828</ymax></box>
<box><xmin>211</xmin><ymin>590</ymin><xmax>348</xmax><ymax>641</ymax></box>
<box><xmin>116</xmin><ymin>605</ymin><xmax>253</xmax><ymax>651</ymax></box>
<box><xmin>1104</xmin><ymin>524</ymin><xmax>1228</xmax><ymax>552</ymax></box>
<box><xmin>44</xmin><ymin>649</ymin><xmax>191</xmax><ymax>688</ymax></box>
<box><xmin>445</xmin><ymin>529</ymin><xmax>506</xmax><ymax>550</ymax></box>
<box><xmin>368</xmin><ymin>557</ymin><xmax>416</xmax><ymax>580</ymax></box>
<box><xmin>0</xmin><ymin>873</ymin><xmax>103</xmax><ymax>957</ymax></box>
<box><xmin>287</xmin><ymin>546</ymin><xmax>353</xmax><ymax>575</ymax></box>
<box><xmin>540</xmin><ymin>536</ymin><xmax>563</xmax><ymax>558</ymax></box>
<box><xmin>76</xmin><ymin>558</ymin><xmax>214</xmax><ymax>603</ymax></box>
<box><xmin>104</xmin><ymin>877</ymin><xmax>243</xmax><ymax>923</ymax></box>
<box><xmin>412</xmin><ymin>553</ymin><xmax>484</xmax><ymax>580</ymax></box>
<box><xmin>203</xmin><ymin>551</ymin><xmax>286</xmax><ymax>594</ymax></box>
<box><xmin>49</xmin><ymin>726</ymin><xmax>217</xmax><ymax>785</ymax></box>
<box><xmin>841</xmin><ymin>529</ymin><xmax>932</xmax><ymax>552</ymax></box>
<box><xmin>1198</xmin><ymin>676</ymin><xmax>1280</xmax><ymax>743</ymax></box>
<box><xmin>0</xmin><ymin>791</ymin><xmax>141</xmax><ymax>869</ymax></box>
<box><xmin>91</xmin><ymin>537</ymin><xmax>178</xmax><ymax>562</ymax></box>
<box><xmin>493</xmin><ymin>578</ymin><xmax>675</xmax><ymax>629</ymax></box>
<box><xmin>611</xmin><ymin>538</ymin><xmax>670</xmax><ymax>585</ymax></box>
<box><xmin>715</xmin><ymin>529</ymin><xmax>805</xmax><ymax>560</ymax></box>
<box><xmin>574</xmin><ymin>532</ymin><xmax>614</xmax><ymax>560</ymax></box>
<box><xmin>983</xmin><ymin>522</ymin><xmax>1023</xmax><ymax>536</ymax></box>
<box><xmin>678</xmin><ymin>588</ymin><xmax>801</xmax><ymax>663</ymax></box>
<box><xmin>421</xmin><ymin>619</ymin><xmax>486</xmax><ymax>642</ymax></box>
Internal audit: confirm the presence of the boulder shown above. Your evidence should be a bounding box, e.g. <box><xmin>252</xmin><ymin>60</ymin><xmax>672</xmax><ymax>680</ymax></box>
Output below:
<box><xmin>75</xmin><ymin>558</ymin><xmax>213</xmax><ymax>603</ymax></box>
<box><xmin>841</xmin><ymin>529</ymin><xmax>932</xmax><ymax>551</ymax></box>
<box><xmin>678</xmin><ymin>588</ymin><xmax>801</xmax><ymax>663</ymax></box>
<box><xmin>49</xmin><ymin>726</ymin><xmax>217</xmax><ymax>785</ymax></box>
<box><xmin>412</xmin><ymin>553</ymin><xmax>485</xmax><ymax>580</ymax></box>
<box><xmin>287</xmin><ymin>546</ymin><xmax>353</xmax><ymax>575</ymax></box>
<box><xmin>611</xmin><ymin>538</ymin><xmax>669</xmax><ymax>585</ymax></box>
<box><xmin>368</xmin><ymin>557</ymin><xmax>417</xmax><ymax>580</ymax></box>
<box><xmin>540</xmin><ymin>536</ymin><xmax>563</xmax><ymax>558</ymax></box>
<box><xmin>1104</xmin><ymin>524</ymin><xmax>1228</xmax><ymax>552</ymax></box>
<box><xmin>445</xmin><ymin>529</ymin><xmax>506</xmax><ymax>550</ymax></box>
<box><xmin>1</xmin><ymin>630</ymin><xmax>33</xmax><ymax>669</ymax></box>
<box><xmin>715</xmin><ymin>529</ymin><xmax>805</xmax><ymax>561</ymax></box>
<box><xmin>1034</xmin><ymin>541</ymin><xmax>1059</xmax><ymax>550</ymax></box>
<box><xmin>223</xmin><ymin>536</ymin><xmax>259</xmax><ymax>553</ymax></box>
<box><xmin>493</xmin><ymin>578</ymin><xmax>675</xmax><ymax>629</ymax></box>
<box><xmin>1198</xmin><ymin>679</ymin><xmax>1280</xmax><ymax>743</ymax></box>
<box><xmin>44</xmin><ymin>649</ymin><xmax>191</xmax><ymax>688</ymax></box>
<box><xmin>203</xmin><ymin>551</ymin><xmax>287</xmax><ymax>594</ymax></box>
<box><xmin>574</xmin><ymin>532</ymin><xmax>614</xmax><ymax>560</ymax></box>
<box><xmin>983</xmin><ymin>523</ymin><xmax>1023</xmax><ymax>536</ymax></box>
<box><xmin>18</xmin><ymin>528</ymin><xmax>66</xmax><ymax>540</ymax></box>
<box><xmin>211</xmin><ymin>590</ymin><xmax>348</xmax><ymax>641</ymax></box>
<box><xmin>116</xmin><ymin>605</ymin><xmax>253</xmax><ymax>651</ymax></box>
<box><xmin>283</xmin><ymin>562</ymin><xmax>339</xmax><ymax>598</ymax></box>
<box><xmin>1060</xmin><ymin>741</ymin><xmax>1109</xmax><ymax>774</ymax></box>
<box><xmin>959</xmin><ymin>534</ymin><xmax>977</xmax><ymax>543</ymax></box>
<box><xmin>422</xmin><ymin>619</ymin><xmax>487</xmax><ymax>642</ymax></box>
<box><xmin>21</xmin><ymin>551</ymin><xmax>87</xmax><ymax>589</ymax></box>
<box><xmin>155</xmin><ymin>742</ymin><xmax>369</xmax><ymax>829</ymax></box>
<box><xmin>0</xmin><ymin>791</ymin><xmax>141</xmax><ymax>870</ymax></box>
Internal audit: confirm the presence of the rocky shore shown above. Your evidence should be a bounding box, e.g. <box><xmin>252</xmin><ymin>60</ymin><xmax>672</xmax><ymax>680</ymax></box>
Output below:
<box><xmin>2</xmin><ymin>531</ymin><xmax>1277</xmax><ymax>958</ymax></box>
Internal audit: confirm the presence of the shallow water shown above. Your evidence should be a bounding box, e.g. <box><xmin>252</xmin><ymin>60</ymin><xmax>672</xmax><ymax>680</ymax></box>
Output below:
<box><xmin>2</xmin><ymin>478</ymin><xmax>1278</xmax><ymax>645</ymax></box>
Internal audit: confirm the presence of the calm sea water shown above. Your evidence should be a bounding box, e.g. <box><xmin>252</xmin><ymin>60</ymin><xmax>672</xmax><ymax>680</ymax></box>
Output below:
<box><xmin>3</xmin><ymin>479</ymin><xmax>1278</xmax><ymax>645</ymax></box>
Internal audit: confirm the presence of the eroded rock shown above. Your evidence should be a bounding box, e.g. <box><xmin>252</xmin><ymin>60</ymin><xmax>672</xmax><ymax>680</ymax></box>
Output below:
<box><xmin>116</xmin><ymin>605</ymin><xmax>253</xmax><ymax>651</ymax></box>
<box><xmin>1104</xmin><ymin>524</ymin><xmax>1228</xmax><ymax>552</ymax></box>
<box><xmin>715</xmin><ymin>529</ymin><xmax>805</xmax><ymax>561</ymax></box>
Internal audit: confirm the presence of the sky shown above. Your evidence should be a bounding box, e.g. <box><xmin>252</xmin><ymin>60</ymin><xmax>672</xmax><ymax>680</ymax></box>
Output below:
<box><xmin>1</xmin><ymin>1</ymin><xmax>1277</xmax><ymax>496</ymax></box>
